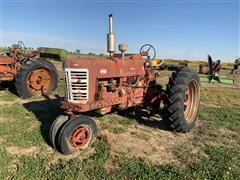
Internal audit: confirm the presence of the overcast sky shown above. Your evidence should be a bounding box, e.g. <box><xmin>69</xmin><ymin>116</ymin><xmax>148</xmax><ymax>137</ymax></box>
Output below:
<box><xmin>1</xmin><ymin>0</ymin><xmax>239</xmax><ymax>61</ymax></box>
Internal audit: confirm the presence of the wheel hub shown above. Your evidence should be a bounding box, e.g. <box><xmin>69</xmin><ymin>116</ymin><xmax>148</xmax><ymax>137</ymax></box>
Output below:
<box><xmin>27</xmin><ymin>68</ymin><xmax>52</xmax><ymax>93</ymax></box>
<box><xmin>70</xmin><ymin>126</ymin><xmax>91</xmax><ymax>149</ymax></box>
<box><xmin>184</xmin><ymin>80</ymin><xmax>200</xmax><ymax>123</ymax></box>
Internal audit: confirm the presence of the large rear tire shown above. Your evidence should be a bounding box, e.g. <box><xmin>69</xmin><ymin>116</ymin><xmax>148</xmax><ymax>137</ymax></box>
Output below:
<box><xmin>163</xmin><ymin>67</ymin><xmax>200</xmax><ymax>132</ymax></box>
<box><xmin>15</xmin><ymin>58</ymin><xmax>58</xmax><ymax>98</ymax></box>
<box><xmin>57</xmin><ymin>116</ymin><xmax>97</xmax><ymax>155</ymax></box>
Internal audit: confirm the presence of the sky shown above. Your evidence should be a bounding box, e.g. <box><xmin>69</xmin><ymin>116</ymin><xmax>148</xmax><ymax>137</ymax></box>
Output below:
<box><xmin>0</xmin><ymin>0</ymin><xmax>239</xmax><ymax>61</ymax></box>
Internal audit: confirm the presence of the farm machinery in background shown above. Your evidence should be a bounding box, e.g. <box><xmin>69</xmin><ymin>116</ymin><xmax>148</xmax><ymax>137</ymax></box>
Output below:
<box><xmin>231</xmin><ymin>57</ymin><xmax>240</xmax><ymax>75</ymax></box>
<box><xmin>152</xmin><ymin>58</ymin><xmax>188</xmax><ymax>71</ymax></box>
<box><xmin>198</xmin><ymin>55</ymin><xmax>237</xmax><ymax>85</ymax></box>
<box><xmin>49</xmin><ymin>14</ymin><xmax>201</xmax><ymax>155</ymax></box>
<box><xmin>0</xmin><ymin>42</ymin><xmax>66</xmax><ymax>98</ymax></box>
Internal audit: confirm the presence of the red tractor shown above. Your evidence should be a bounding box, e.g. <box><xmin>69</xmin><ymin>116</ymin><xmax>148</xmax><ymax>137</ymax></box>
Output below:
<box><xmin>50</xmin><ymin>14</ymin><xmax>200</xmax><ymax>155</ymax></box>
<box><xmin>0</xmin><ymin>41</ymin><xmax>58</xmax><ymax>98</ymax></box>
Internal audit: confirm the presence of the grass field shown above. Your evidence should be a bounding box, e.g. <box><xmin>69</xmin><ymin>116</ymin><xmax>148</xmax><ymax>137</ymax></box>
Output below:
<box><xmin>0</xmin><ymin>60</ymin><xmax>239</xmax><ymax>179</ymax></box>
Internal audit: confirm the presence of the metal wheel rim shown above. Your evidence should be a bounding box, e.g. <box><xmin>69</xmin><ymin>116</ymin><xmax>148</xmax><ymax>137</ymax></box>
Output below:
<box><xmin>69</xmin><ymin>125</ymin><xmax>92</xmax><ymax>149</ymax></box>
<box><xmin>27</xmin><ymin>68</ymin><xmax>52</xmax><ymax>94</ymax></box>
<box><xmin>184</xmin><ymin>79</ymin><xmax>200</xmax><ymax>123</ymax></box>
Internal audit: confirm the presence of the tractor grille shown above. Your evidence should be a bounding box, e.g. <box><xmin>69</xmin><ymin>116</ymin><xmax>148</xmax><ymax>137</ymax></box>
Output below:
<box><xmin>64</xmin><ymin>68</ymin><xmax>89</xmax><ymax>104</ymax></box>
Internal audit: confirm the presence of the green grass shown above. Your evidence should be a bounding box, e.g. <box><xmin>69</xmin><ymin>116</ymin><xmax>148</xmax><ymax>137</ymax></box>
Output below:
<box><xmin>0</xmin><ymin>148</ymin><xmax>12</xmax><ymax>179</ymax></box>
<box><xmin>188</xmin><ymin>146</ymin><xmax>240</xmax><ymax>179</ymax></box>
<box><xmin>0</xmin><ymin>100</ymin><xmax>239</xmax><ymax>179</ymax></box>
<box><xmin>201</xmin><ymin>86</ymin><xmax>240</xmax><ymax>107</ymax></box>
<box><xmin>1</xmin><ymin>140</ymin><xmax>239</xmax><ymax>179</ymax></box>
<box><xmin>199</xmin><ymin>106</ymin><xmax>240</xmax><ymax>132</ymax></box>
<box><xmin>0</xmin><ymin>90</ymin><xmax>19</xmax><ymax>101</ymax></box>
<box><xmin>98</xmin><ymin>114</ymin><xmax>136</xmax><ymax>134</ymax></box>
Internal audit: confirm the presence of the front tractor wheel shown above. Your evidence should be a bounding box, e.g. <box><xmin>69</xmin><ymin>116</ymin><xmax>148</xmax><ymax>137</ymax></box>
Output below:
<box><xmin>57</xmin><ymin>116</ymin><xmax>97</xmax><ymax>155</ymax></box>
<box><xmin>164</xmin><ymin>67</ymin><xmax>200</xmax><ymax>132</ymax></box>
<box><xmin>49</xmin><ymin>115</ymin><xmax>69</xmax><ymax>150</ymax></box>
<box><xmin>15</xmin><ymin>59</ymin><xmax>58</xmax><ymax>98</ymax></box>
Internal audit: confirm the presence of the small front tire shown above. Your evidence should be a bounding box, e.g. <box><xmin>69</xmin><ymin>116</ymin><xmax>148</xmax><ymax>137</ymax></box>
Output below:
<box><xmin>58</xmin><ymin>116</ymin><xmax>97</xmax><ymax>155</ymax></box>
<box><xmin>49</xmin><ymin>115</ymin><xmax>69</xmax><ymax>150</ymax></box>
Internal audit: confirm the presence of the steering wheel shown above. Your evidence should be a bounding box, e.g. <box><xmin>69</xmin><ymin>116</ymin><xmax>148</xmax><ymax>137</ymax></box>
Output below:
<box><xmin>139</xmin><ymin>44</ymin><xmax>156</xmax><ymax>62</ymax></box>
<box><xmin>17</xmin><ymin>41</ymin><xmax>26</xmax><ymax>55</ymax></box>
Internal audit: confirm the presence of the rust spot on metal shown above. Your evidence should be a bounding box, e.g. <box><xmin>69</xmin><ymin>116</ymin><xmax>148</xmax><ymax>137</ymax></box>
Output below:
<box><xmin>27</xmin><ymin>68</ymin><xmax>52</xmax><ymax>94</ymax></box>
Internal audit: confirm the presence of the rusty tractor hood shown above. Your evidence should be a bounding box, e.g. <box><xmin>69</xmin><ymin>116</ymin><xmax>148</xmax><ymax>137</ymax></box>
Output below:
<box><xmin>64</xmin><ymin>55</ymin><xmax>145</xmax><ymax>78</ymax></box>
<box><xmin>0</xmin><ymin>56</ymin><xmax>15</xmax><ymax>65</ymax></box>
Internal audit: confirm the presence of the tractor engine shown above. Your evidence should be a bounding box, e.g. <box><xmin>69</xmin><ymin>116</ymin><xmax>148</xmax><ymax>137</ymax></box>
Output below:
<box><xmin>61</xmin><ymin>53</ymin><xmax>159</xmax><ymax>115</ymax></box>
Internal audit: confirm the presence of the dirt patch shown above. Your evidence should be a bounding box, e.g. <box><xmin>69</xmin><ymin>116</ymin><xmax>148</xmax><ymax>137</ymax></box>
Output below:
<box><xmin>99</xmin><ymin>124</ymin><xmax>198</xmax><ymax>165</ymax></box>
<box><xmin>0</xmin><ymin>117</ymin><xmax>10</xmax><ymax>123</ymax></box>
<box><xmin>48</xmin><ymin>145</ymin><xmax>95</xmax><ymax>166</ymax></box>
<box><xmin>0</xmin><ymin>98</ymin><xmax>36</xmax><ymax>106</ymax></box>
<box><xmin>192</xmin><ymin>126</ymin><xmax>240</xmax><ymax>150</ymax></box>
<box><xmin>200</xmin><ymin>102</ymin><xmax>221</xmax><ymax>108</ymax></box>
<box><xmin>218</xmin><ymin>128</ymin><xmax>238</xmax><ymax>136</ymax></box>
<box><xmin>217</xmin><ymin>128</ymin><xmax>240</xmax><ymax>147</ymax></box>
<box><xmin>0</xmin><ymin>100</ymin><xmax>19</xmax><ymax>105</ymax></box>
<box><xmin>8</xmin><ymin>159</ymin><xmax>20</xmax><ymax>174</ymax></box>
<box><xmin>104</xmin><ymin>153</ymin><xmax>119</xmax><ymax>171</ymax></box>
<box><xmin>0</xmin><ymin>137</ymin><xmax>5</xmax><ymax>143</ymax></box>
<box><xmin>0</xmin><ymin>93</ymin><xmax>60</xmax><ymax>106</ymax></box>
<box><xmin>6</xmin><ymin>146</ymin><xmax>39</xmax><ymax>156</ymax></box>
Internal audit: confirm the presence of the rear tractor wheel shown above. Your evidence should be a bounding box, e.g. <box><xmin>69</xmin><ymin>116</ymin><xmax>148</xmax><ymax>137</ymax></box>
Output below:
<box><xmin>57</xmin><ymin>116</ymin><xmax>97</xmax><ymax>155</ymax></box>
<box><xmin>164</xmin><ymin>67</ymin><xmax>200</xmax><ymax>132</ymax></box>
<box><xmin>15</xmin><ymin>58</ymin><xmax>58</xmax><ymax>98</ymax></box>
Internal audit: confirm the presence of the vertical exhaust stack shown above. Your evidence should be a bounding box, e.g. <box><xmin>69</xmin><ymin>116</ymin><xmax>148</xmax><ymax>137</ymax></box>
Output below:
<box><xmin>107</xmin><ymin>14</ymin><xmax>116</xmax><ymax>59</ymax></box>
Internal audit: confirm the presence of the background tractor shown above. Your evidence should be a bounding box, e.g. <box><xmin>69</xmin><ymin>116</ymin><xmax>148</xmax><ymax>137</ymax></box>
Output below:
<box><xmin>199</xmin><ymin>55</ymin><xmax>236</xmax><ymax>85</ymax></box>
<box><xmin>50</xmin><ymin>14</ymin><xmax>201</xmax><ymax>155</ymax></box>
<box><xmin>231</xmin><ymin>57</ymin><xmax>240</xmax><ymax>75</ymax></box>
<box><xmin>0</xmin><ymin>41</ymin><xmax>59</xmax><ymax>98</ymax></box>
